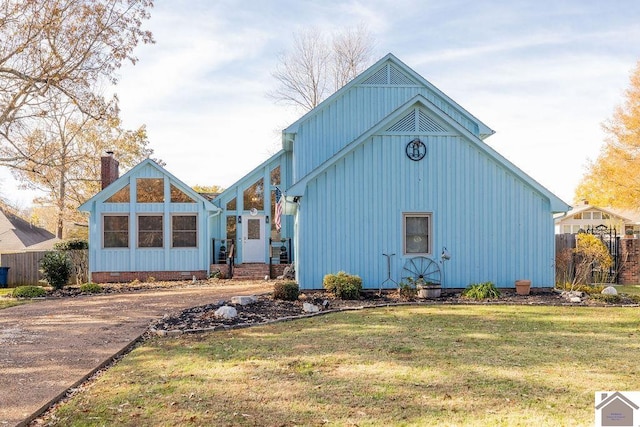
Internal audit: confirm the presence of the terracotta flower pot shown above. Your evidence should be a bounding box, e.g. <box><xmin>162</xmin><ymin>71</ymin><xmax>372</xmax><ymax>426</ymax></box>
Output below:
<box><xmin>515</xmin><ymin>280</ymin><xmax>531</xmax><ymax>295</ymax></box>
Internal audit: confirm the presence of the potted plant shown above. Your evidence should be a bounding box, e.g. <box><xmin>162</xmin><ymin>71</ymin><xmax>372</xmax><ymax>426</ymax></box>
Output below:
<box><xmin>515</xmin><ymin>279</ymin><xmax>531</xmax><ymax>295</ymax></box>
<box><xmin>414</xmin><ymin>278</ymin><xmax>441</xmax><ymax>298</ymax></box>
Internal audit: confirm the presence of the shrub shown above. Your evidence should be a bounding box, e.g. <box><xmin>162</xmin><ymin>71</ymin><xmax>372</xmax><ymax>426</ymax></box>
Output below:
<box><xmin>53</xmin><ymin>239</ymin><xmax>88</xmax><ymax>250</ymax></box>
<box><xmin>80</xmin><ymin>283</ymin><xmax>103</xmax><ymax>294</ymax></box>
<box><xmin>12</xmin><ymin>286</ymin><xmax>47</xmax><ymax>298</ymax></box>
<box><xmin>323</xmin><ymin>271</ymin><xmax>362</xmax><ymax>300</ymax></box>
<box><xmin>146</xmin><ymin>276</ymin><xmax>156</xmax><ymax>283</ymax></box>
<box><xmin>462</xmin><ymin>282</ymin><xmax>501</xmax><ymax>300</ymax></box>
<box><xmin>590</xmin><ymin>293</ymin><xmax>621</xmax><ymax>304</ymax></box>
<box><xmin>40</xmin><ymin>251</ymin><xmax>72</xmax><ymax>290</ymax></box>
<box><xmin>398</xmin><ymin>281</ymin><xmax>417</xmax><ymax>300</ymax></box>
<box><xmin>556</xmin><ymin>283</ymin><xmax>604</xmax><ymax>295</ymax></box>
<box><xmin>273</xmin><ymin>281</ymin><xmax>299</xmax><ymax>301</ymax></box>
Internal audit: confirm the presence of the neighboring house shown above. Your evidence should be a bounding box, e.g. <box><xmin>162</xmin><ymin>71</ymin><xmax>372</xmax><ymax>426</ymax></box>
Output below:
<box><xmin>555</xmin><ymin>200</ymin><xmax>640</xmax><ymax>235</ymax></box>
<box><xmin>0</xmin><ymin>206</ymin><xmax>58</xmax><ymax>251</ymax></box>
<box><xmin>80</xmin><ymin>53</ymin><xmax>570</xmax><ymax>288</ymax></box>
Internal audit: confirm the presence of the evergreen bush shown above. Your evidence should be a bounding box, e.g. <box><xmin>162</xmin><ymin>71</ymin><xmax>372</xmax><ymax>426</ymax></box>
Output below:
<box><xmin>12</xmin><ymin>286</ymin><xmax>47</xmax><ymax>298</ymax></box>
<box><xmin>273</xmin><ymin>281</ymin><xmax>299</xmax><ymax>301</ymax></box>
<box><xmin>323</xmin><ymin>271</ymin><xmax>362</xmax><ymax>300</ymax></box>
<box><xmin>79</xmin><ymin>283</ymin><xmax>103</xmax><ymax>294</ymax></box>
<box><xmin>40</xmin><ymin>251</ymin><xmax>72</xmax><ymax>290</ymax></box>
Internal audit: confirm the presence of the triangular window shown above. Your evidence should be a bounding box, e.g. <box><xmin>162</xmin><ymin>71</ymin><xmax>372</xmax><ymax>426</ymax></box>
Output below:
<box><xmin>170</xmin><ymin>184</ymin><xmax>195</xmax><ymax>203</ymax></box>
<box><xmin>105</xmin><ymin>185</ymin><xmax>130</xmax><ymax>203</ymax></box>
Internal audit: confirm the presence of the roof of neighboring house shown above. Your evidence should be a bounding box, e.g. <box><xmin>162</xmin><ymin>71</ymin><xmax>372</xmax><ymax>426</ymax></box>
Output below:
<box><xmin>555</xmin><ymin>203</ymin><xmax>640</xmax><ymax>225</ymax></box>
<box><xmin>0</xmin><ymin>207</ymin><xmax>58</xmax><ymax>251</ymax></box>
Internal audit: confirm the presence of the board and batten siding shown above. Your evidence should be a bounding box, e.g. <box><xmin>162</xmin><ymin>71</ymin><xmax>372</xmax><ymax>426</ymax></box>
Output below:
<box><xmin>292</xmin><ymin>85</ymin><xmax>482</xmax><ymax>181</ymax></box>
<box><xmin>295</xmin><ymin>133</ymin><xmax>555</xmax><ymax>289</ymax></box>
<box><xmin>87</xmin><ymin>162</ymin><xmax>211</xmax><ymax>274</ymax></box>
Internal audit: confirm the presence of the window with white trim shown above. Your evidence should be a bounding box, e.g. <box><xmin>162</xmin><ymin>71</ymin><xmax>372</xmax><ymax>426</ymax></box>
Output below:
<box><xmin>172</xmin><ymin>215</ymin><xmax>197</xmax><ymax>247</ymax></box>
<box><xmin>403</xmin><ymin>213</ymin><xmax>432</xmax><ymax>255</ymax></box>
<box><xmin>138</xmin><ymin>215</ymin><xmax>163</xmax><ymax>248</ymax></box>
<box><xmin>103</xmin><ymin>215</ymin><xmax>129</xmax><ymax>248</ymax></box>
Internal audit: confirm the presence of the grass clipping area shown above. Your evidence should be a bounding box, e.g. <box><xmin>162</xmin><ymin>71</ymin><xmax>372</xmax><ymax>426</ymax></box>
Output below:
<box><xmin>51</xmin><ymin>305</ymin><xmax>640</xmax><ymax>426</ymax></box>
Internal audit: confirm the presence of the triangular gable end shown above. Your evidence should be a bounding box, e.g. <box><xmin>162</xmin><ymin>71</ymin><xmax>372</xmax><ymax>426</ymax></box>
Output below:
<box><xmin>384</xmin><ymin>107</ymin><xmax>454</xmax><ymax>134</ymax></box>
<box><xmin>78</xmin><ymin>159</ymin><xmax>219</xmax><ymax>212</ymax></box>
<box><xmin>283</xmin><ymin>53</ymin><xmax>494</xmax><ymax>150</ymax></box>
<box><xmin>287</xmin><ymin>94</ymin><xmax>569</xmax><ymax>213</ymax></box>
<box><xmin>360</xmin><ymin>62</ymin><xmax>420</xmax><ymax>86</ymax></box>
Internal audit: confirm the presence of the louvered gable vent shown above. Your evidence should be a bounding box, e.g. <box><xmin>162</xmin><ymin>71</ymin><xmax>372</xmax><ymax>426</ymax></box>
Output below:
<box><xmin>361</xmin><ymin>63</ymin><xmax>419</xmax><ymax>85</ymax></box>
<box><xmin>386</xmin><ymin>108</ymin><xmax>448</xmax><ymax>133</ymax></box>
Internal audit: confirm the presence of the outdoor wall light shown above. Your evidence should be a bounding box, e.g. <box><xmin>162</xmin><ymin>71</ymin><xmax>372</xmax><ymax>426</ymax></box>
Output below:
<box><xmin>237</xmin><ymin>215</ymin><xmax>242</xmax><ymax>224</ymax></box>
<box><xmin>441</xmin><ymin>247</ymin><xmax>451</xmax><ymax>260</ymax></box>
<box><xmin>266</xmin><ymin>216</ymin><xmax>270</xmax><ymax>224</ymax></box>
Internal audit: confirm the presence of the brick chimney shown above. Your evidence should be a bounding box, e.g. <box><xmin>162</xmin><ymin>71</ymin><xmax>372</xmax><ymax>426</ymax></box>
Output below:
<box><xmin>101</xmin><ymin>151</ymin><xmax>119</xmax><ymax>189</ymax></box>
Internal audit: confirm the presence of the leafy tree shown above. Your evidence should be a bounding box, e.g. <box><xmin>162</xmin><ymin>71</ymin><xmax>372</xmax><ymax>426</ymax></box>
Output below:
<box><xmin>1</xmin><ymin>95</ymin><xmax>154</xmax><ymax>238</ymax></box>
<box><xmin>572</xmin><ymin>233</ymin><xmax>613</xmax><ymax>288</ymax></box>
<box><xmin>270</xmin><ymin>25</ymin><xmax>375</xmax><ymax>111</ymax></box>
<box><xmin>575</xmin><ymin>61</ymin><xmax>640</xmax><ymax>207</ymax></box>
<box><xmin>0</xmin><ymin>0</ymin><xmax>154</xmax><ymax>136</ymax></box>
<box><xmin>192</xmin><ymin>184</ymin><xmax>225</xmax><ymax>194</ymax></box>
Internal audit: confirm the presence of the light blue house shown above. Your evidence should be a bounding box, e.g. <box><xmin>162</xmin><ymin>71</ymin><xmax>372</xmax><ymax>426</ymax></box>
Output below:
<box><xmin>80</xmin><ymin>53</ymin><xmax>570</xmax><ymax>288</ymax></box>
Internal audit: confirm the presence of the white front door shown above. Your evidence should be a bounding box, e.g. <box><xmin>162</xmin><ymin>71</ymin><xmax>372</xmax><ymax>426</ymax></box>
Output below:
<box><xmin>242</xmin><ymin>215</ymin><xmax>265</xmax><ymax>263</ymax></box>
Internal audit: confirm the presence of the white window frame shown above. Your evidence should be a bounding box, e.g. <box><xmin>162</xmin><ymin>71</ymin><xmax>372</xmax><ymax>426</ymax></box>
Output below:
<box><xmin>403</xmin><ymin>213</ymin><xmax>432</xmax><ymax>256</ymax></box>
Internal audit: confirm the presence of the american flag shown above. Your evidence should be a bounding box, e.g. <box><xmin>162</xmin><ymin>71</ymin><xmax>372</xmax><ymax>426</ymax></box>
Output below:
<box><xmin>274</xmin><ymin>187</ymin><xmax>282</xmax><ymax>231</ymax></box>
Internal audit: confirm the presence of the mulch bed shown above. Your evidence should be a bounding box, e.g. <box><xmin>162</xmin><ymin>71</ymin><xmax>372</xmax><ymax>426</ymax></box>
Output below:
<box><xmin>148</xmin><ymin>288</ymin><xmax>640</xmax><ymax>334</ymax></box>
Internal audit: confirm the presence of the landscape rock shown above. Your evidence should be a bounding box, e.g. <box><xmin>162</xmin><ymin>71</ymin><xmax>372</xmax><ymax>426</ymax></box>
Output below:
<box><xmin>569</xmin><ymin>296</ymin><xmax>582</xmax><ymax>303</ymax></box>
<box><xmin>231</xmin><ymin>295</ymin><xmax>258</xmax><ymax>306</ymax></box>
<box><xmin>601</xmin><ymin>286</ymin><xmax>618</xmax><ymax>295</ymax></box>
<box><xmin>214</xmin><ymin>305</ymin><xmax>238</xmax><ymax>319</ymax></box>
<box><xmin>303</xmin><ymin>302</ymin><xmax>320</xmax><ymax>313</ymax></box>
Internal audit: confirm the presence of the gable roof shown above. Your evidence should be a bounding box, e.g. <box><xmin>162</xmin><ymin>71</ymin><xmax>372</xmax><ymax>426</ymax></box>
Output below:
<box><xmin>213</xmin><ymin>150</ymin><xmax>286</xmax><ymax>206</ymax></box>
<box><xmin>0</xmin><ymin>206</ymin><xmax>58</xmax><ymax>251</ymax></box>
<box><xmin>596</xmin><ymin>391</ymin><xmax>640</xmax><ymax>410</ymax></box>
<box><xmin>286</xmin><ymin>94</ymin><xmax>570</xmax><ymax>213</ymax></box>
<box><xmin>78</xmin><ymin>158</ymin><xmax>220</xmax><ymax>213</ymax></box>
<box><xmin>282</xmin><ymin>53</ymin><xmax>495</xmax><ymax>151</ymax></box>
<box><xmin>555</xmin><ymin>203</ymin><xmax>640</xmax><ymax>225</ymax></box>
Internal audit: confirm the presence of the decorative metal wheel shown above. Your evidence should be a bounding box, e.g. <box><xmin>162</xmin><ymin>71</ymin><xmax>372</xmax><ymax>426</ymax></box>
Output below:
<box><xmin>401</xmin><ymin>256</ymin><xmax>441</xmax><ymax>285</ymax></box>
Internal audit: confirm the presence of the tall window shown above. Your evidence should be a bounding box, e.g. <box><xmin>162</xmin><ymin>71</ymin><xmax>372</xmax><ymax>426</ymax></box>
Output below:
<box><xmin>138</xmin><ymin>215</ymin><xmax>163</xmax><ymax>247</ymax></box>
<box><xmin>172</xmin><ymin>215</ymin><xmax>197</xmax><ymax>247</ymax></box>
<box><xmin>243</xmin><ymin>178</ymin><xmax>264</xmax><ymax>211</ymax></box>
<box><xmin>137</xmin><ymin>178</ymin><xmax>164</xmax><ymax>203</ymax></box>
<box><xmin>103</xmin><ymin>215</ymin><xmax>129</xmax><ymax>248</ymax></box>
<box><xmin>226</xmin><ymin>198</ymin><xmax>237</xmax><ymax>210</ymax></box>
<box><xmin>404</xmin><ymin>213</ymin><xmax>431</xmax><ymax>255</ymax></box>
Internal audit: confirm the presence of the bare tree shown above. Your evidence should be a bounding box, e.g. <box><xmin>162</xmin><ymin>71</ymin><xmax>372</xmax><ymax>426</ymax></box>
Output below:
<box><xmin>270</xmin><ymin>25</ymin><xmax>375</xmax><ymax>111</ymax></box>
<box><xmin>0</xmin><ymin>0</ymin><xmax>154</xmax><ymax>141</ymax></box>
<box><xmin>332</xmin><ymin>24</ymin><xmax>375</xmax><ymax>91</ymax></box>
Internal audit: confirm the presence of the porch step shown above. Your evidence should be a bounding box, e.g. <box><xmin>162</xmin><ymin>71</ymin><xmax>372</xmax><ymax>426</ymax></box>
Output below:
<box><xmin>232</xmin><ymin>263</ymin><xmax>270</xmax><ymax>280</ymax></box>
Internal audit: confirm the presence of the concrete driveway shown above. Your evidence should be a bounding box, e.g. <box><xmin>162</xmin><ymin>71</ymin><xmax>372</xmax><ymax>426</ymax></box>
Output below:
<box><xmin>0</xmin><ymin>282</ymin><xmax>271</xmax><ymax>427</ymax></box>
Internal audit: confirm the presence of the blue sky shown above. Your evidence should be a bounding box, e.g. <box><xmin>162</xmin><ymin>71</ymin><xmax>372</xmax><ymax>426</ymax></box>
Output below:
<box><xmin>4</xmin><ymin>0</ymin><xmax>640</xmax><ymax>207</ymax></box>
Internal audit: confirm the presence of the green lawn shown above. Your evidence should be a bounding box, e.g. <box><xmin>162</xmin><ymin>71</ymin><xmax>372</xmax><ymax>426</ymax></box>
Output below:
<box><xmin>0</xmin><ymin>288</ymin><xmax>26</xmax><ymax>309</ymax></box>
<box><xmin>616</xmin><ymin>284</ymin><xmax>640</xmax><ymax>295</ymax></box>
<box><xmin>49</xmin><ymin>305</ymin><xmax>640</xmax><ymax>426</ymax></box>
